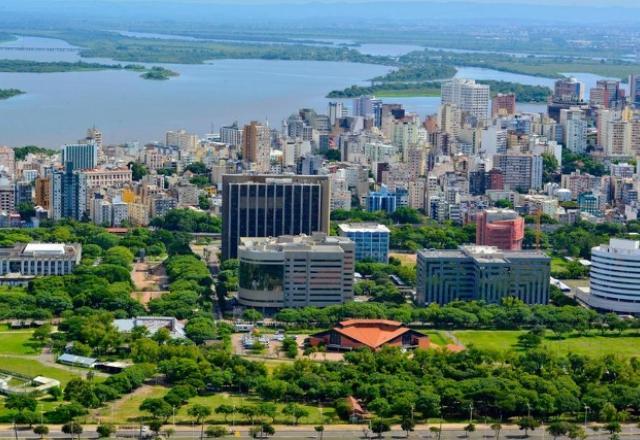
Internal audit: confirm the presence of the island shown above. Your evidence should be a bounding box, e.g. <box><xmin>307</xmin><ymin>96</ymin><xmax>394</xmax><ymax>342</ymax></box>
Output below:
<box><xmin>140</xmin><ymin>66</ymin><xmax>179</xmax><ymax>80</ymax></box>
<box><xmin>0</xmin><ymin>88</ymin><xmax>25</xmax><ymax>100</ymax></box>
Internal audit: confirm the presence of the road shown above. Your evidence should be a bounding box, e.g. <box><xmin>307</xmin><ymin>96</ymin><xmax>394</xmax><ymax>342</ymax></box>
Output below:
<box><xmin>1</xmin><ymin>424</ymin><xmax>639</xmax><ymax>439</ymax></box>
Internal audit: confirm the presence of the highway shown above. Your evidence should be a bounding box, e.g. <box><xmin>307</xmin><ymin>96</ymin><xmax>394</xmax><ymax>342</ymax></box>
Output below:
<box><xmin>0</xmin><ymin>424</ymin><xmax>639</xmax><ymax>440</ymax></box>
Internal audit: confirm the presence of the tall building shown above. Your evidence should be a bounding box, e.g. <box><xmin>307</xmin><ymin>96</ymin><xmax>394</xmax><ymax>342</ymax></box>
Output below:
<box><xmin>328</xmin><ymin>101</ymin><xmax>345</xmax><ymax>126</ymax></box>
<box><xmin>366</xmin><ymin>186</ymin><xmax>398</xmax><ymax>213</ymax></box>
<box><xmin>166</xmin><ymin>129</ymin><xmax>198</xmax><ymax>151</ymax></box>
<box><xmin>85</xmin><ymin>127</ymin><xmax>103</xmax><ymax>150</ymax></box>
<box><xmin>577</xmin><ymin>239</ymin><xmax>640</xmax><ymax>314</ymax></box>
<box><xmin>417</xmin><ymin>245</ymin><xmax>550</xmax><ymax>305</ymax></box>
<box><xmin>0</xmin><ymin>146</ymin><xmax>15</xmax><ymax>178</ymax></box>
<box><xmin>221</xmin><ymin>174</ymin><xmax>330</xmax><ymax>260</ymax></box>
<box><xmin>476</xmin><ymin>209</ymin><xmax>525</xmax><ymax>251</ymax></box>
<box><xmin>50</xmin><ymin>163</ymin><xmax>87</xmax><ymax>221</ymax></box>
<box><xmin>338</xmin><ymin>223</ymin><xmax>390</xmax><ymax>263</ymax></box>
<box><xmin>0</xmin><ymin>176</ymin><xmax>15</xmax><ymax>213</ymax></box>
<box><xmin>242</xmin><ymin>121</ymin><xmax>272</xmax><ymax>173</ymax></box>
<box><xmin>493</xmin><ymin>153</ymin><xmax>543</xmax><ymax>191</ymax></box>
<box><xmin>35</xmin><ymin>178</ymin><xmax>51</xmax><ymax>210</ymax></box>
<box><xmin>560</xmin><ymin>108</ymin><xmax>588</xmax><ymax>154</ymax></box>
<box><xmin>237</xmin><ymin>234</ymin><xmax>354</xmax><ymax>309</ymax></box>
<box><xmin>441</xmin><ymin>79</ymin><xmax>490</xmax><ymax>122</ymax></box>
<box><xmin>61</xmin><ymin>142</ymin><xmax>98</xmax><ymax>171</ymax></box>
<box><xmin>220</xmin><ymin>122</ymin><xmax>243</xmax><ymax>147</ymax></box>
<box><xmin>630</xmin><ymin>74</ymin><xmax>640</xmax><ymax>107</ymax></box>
<box><xmin>491</xmin><ymin>93</ymin><xmax>516</xmax><ymax>117</ymax></box>
<box><xmin>590</xmin><ymin>80</ymin><xmax>625</xmax><ymax>109</ymax></box>
<box><xmin>353</xmin><ymin>96</ymin><xmax>377</xmax><ymax>118</ymax></box>
<box><xmin>553</xmin><ymin>77</ymin><xmax>584</xmax><ymax>103</ymax></box>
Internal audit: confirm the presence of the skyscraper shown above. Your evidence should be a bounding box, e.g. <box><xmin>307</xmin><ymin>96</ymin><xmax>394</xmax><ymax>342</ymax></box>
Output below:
<box><xmin>491</xmin><ymin>93</ymin><xmax>516</xmax><ymax>117</ymax></box>
<box><xmin>242</xmin><ymin>121</ymin><xmax>272</xmax><ymax>173</ymax></box>
<box><xmin>441</xmin><ymin>79</ymin><xmax>490</xmax><ymax>122</ymax></box>
<box><xmin>61</xmin><ymin>142</ymin><xmax>97</xmax><ymax>172</ymax></box>
<box><xmin>221</xmin><ymin>174</ymin><xmax>331</xmax><ymax>260</ymax></box>
<box><xmin>629</xmin><ymin>74</ymin><xmax>640</xmax><ymax>107</ymax></box>
<box><xmin>50</xmin><ymin>163</ymin><xmax>87</xmax><ymax>221</ymax></box>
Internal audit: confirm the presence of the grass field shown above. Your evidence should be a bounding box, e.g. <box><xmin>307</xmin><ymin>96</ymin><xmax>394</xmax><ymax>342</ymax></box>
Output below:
<box><xmin>100</xmin><ymin>386</ymin><xmax>335</xmax><ymax>425</ymax></box>
<box><xmin>453</xmin><ymin>330</ymin><xmax>640</xmax><ymax>358</ymax></box>
<box><xmin>0</xmin><ymin>330</ymin><xmax>40</xmax><ymax>355</ymax></box>
<box><xmin>423</xmin><ymin>331</ymin><xmax>451</xmax><ymax>346</ymax></box>
<box><xmin>0</xmin><ymin>356</ymin><xmax>80</xmax><ymax>385</ymax></box>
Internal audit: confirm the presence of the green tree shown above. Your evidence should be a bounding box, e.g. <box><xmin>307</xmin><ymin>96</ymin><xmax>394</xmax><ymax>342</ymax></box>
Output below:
<box><xmin>61</xmin><ymin>421</ymin><xmax>83</xmax><ymax>440</ymax></box>
<box><xmin>187</xmin><ymin>404</ymin><xmax>212</xmax><ymax>440</ymax></box>
<box><xmin>148</xmin><ymin>419</ymin><xmax>164</xmax><ymax>438</ymax></box>
<box><xmin>129</xmin><ymin>162</ymin><xmax>149</xmax><ymax>181</ymax></box>
<box><xmin>33</xmin><ymin>425</ymin><xmax>49</xmax><ymax>439</ymax></box>
<box><xmin>282</xmin><ymin>403</ymin><xmax>309</xmax><ymax>425</ymax></box>
<box><xmin>96</xmin><ymin>424</ymin><xmax>115</xmax><ymax>438</ymax></box>
<box><xmin>518</xmin><ymin>416</ymin><xmax>541</xmax><ymax>437</ymax></box>
<box><xmin>490</xmin><ymin>423</ymin><xmax>501</xmax><ymax>440</ymax></box>
<box><xmin>547</xmin><ymin>421</ymin><xmax>569</xmax><ymax>440</ymax></box>
<box><xmin>371</xmin><ymin>419</ymin><xmax>390</xmax><ymax>439</ymax></box>
<box><xmin>205</xmin><ymin>426</ymin><xmax>228</xmax><ymax>438</ymax></box>
<box><xmin>139</xmin><ymin>398</ymin><xmax>173</xmax><ymax>423</ymax></box>
<box><xmin>242</xmin><ymin>309</ymin><xmax>263</xmax><ymax>323</ymax></box>
<box><xmin>249</xmin><ymin>423</ymin><xmax>274</xmax><ymax>439</ymax></box>
<box><xmin>314</xmin><ymin>425</ymin><xmax>324</xmax><ymax>440</ymax></box>
<box><xmin>214</xmin><ymin>404</ymin><xmax>235</xmax><ymax>423</ymax></box>
<box><xmin>401</xmin><ymin>418</ymin><xmax>415</xmax><ymax>438</ymax></box>
<box><xmin>464</xmin><ymin>423</ymin><xmax>476</xmax><ymax>439</ymax></box>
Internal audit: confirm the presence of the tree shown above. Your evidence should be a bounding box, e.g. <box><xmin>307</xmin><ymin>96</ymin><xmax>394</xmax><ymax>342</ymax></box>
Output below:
<box><xmin>464</xmin><ymin>423</ymin><xmax>476</xmax><ymax>439</ymax></box>
<box><xmin>187</xmin><ymin>404</ymin><xmax>212</xmax><ymax>440</ymax></box>
<box><xmin>547</xmin><ymin>421</ymin><xmax>569</xmax><ymax>440</ymax></box>
<box><xmin>97</xmin><ymin>424</ymin><xmax>115</xmax><ymax>438</ymax></box>
<box><xmin>242</xmin><ymin>309</ymin><xmax>263</xmax><ymax>323</ymax></box>
<box><xmin>401</xmin><ymin>418</ymin><xmax>415</xmax><ymax>438</ymax></box>
<box><xmin>518</xmin><ymin>416</ymin><xmax>540</xmax><ymax>437</ymax></box>
<box><xmin>140</xmin><ymin>398</ymin><xmax>173</xmax><ymax>422</ymax></box>
<box><xmin>371</xmin><ymin>419</ymin><xmax>390</xmax><ymax>439</ymax></box>
<box><xmin>149</xmin><ymin>419</ymin><xmax>164</xmax><ymax>438</ymax></box>
<box><xmin>314</xmin><ymin>425</ymin><xmax>324</xmax><ymax>440</ymax></box>
<box><xmin>5</xmin><ymin>394</ymin><xmax>38</xmax><ymax>413</ymax></box>
<box><xmin>604</xmin><ymin>422</ymin><xmax>621</xmax><ymax>436</ymax></box>
<box><xmin>282</xmin><ymin>403</ymin><xmax>309</xmax><ymax>425</ymax></box>
<box><xmin>205</xmin><ymin>426</ymin><xmax>228</xmax><ymax>438</ymax></box>
<box><xmin>490</xmin><ymin>423</ymin><xmax>502</xmax><ymax>440</ymax></box>
<box><xmin>17</xmin><ymin>202</ymin><xmax>36</xmax><ymax>221</ymax></box>
<box><xmin>130</xmin><ymin>162</ymin><xmax>149</xmax><ymax>181</ymax></box>
<box><xmin>33</xmin><ymin>425</ymin><xmax>49</xmax><ymax>439</ymax></box>
<box><xmin>163</xmin><ymin>428</ymin><xmax>175</xmax><ymax>440</ymax></box>
<box><xmin>567</xmin><ymin>425</ymin><xmax>587</xmax><ymax>440</ymax></box>
<box><xmin>215</xmin><ymin>404</ymin><xmax>235</xmax><ymax>423</ymax></box>
<box><xmin>62</xmin><ymin>421</ymin><xmax>83</xmax><ymax>440</ymax></box>
<box><xmin>249</xmin><ymin>423</ymin><xmax>274</xmax><ymax>439</ymax></box>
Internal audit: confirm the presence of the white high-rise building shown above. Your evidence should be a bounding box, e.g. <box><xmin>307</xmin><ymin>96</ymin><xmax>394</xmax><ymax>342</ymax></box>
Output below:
<box><xmin>578</xmin><ymin>239</ymin><xmax>640</xmax><ymax>314</ymax></box>
<box><xmin>560</xmin><ymin>108</ymin><xmax>588</xmax><ymax>153</ymax></box>
<box><xmin>441</xmin><ymin>79</ymin><xmax>490</xmax><ymax>122</ymax></box>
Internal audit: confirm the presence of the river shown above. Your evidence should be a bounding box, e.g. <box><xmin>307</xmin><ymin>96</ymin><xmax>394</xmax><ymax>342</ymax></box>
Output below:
<box><xmin>0</xmin><ymin>35</ymin><xmax>613</xmax><ymax>147</ymax></box>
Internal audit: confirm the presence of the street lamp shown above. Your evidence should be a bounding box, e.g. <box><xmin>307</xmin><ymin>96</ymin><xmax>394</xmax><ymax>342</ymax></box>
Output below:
<box><xmin>469</xmin><ymin>403</ymin><xmax>474</xmax><ymax>424</ymax></box>
<box><xmin>526</xmin><ymin>402</ymin><xmax>531</xmax><ymax>419</ymax></box>
<box><xmin>583</xmin><ymin>404</ymin><xmax>590</xmax><ymax>429</ymax></box>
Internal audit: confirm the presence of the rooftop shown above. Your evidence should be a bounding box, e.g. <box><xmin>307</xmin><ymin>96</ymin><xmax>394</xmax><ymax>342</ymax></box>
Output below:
<box><xmin>23</xmin><ymin>243</ymin><xmax>66</xmax><ymax>255</ymax></box>
<box><xmin>333</xmin><ymin>319</ymin><xmax>412</xmax><ymax>350</ymax></box>
<box><xmin>338</xmin><ymin>223</ymin><xmax>390</xmax><ymax>233</ymax></box>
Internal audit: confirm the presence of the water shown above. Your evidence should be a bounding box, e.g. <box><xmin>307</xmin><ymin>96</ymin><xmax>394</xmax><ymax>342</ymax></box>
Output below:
<box><xmin>0</xmin><ymin>35</ymin><xmax>612</xmax><ymax>146</ymax></box>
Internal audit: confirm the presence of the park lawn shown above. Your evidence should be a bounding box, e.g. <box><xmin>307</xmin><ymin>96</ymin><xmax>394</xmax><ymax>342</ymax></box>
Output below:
<box><xmin>389</xmin><ymin>252</ymin><xmax>417</xmax><ymax>267</ymax></box>
<box><xmin>453</xmin><ymin>330</ymin><xmax>523</xmax><ymax>352</ymax></box>
<box><xmin>550</xmin><ymin>256</ymin><xmax>568</xmax><ymax>273</ymax></box>
<box><xmin>453</xmin><ymin>330</ymin><xmax>640</xmax><ymax>358</ymax></box>
<box><xmin>0</xmin><ymin>330</ymin><xmax>40</xmax><ymax>355</ymax></box>
<box><xmin>98</xmin><ymin>385</ymin><xmax>168</xmax><ymax>424</ymax></box>
<box><xmin>423</xmin><ymin>331</ymin><xmax>451</xmax><ymax>346</ymax></box>
<box><xmin>0</xmin><ymin>356</ymin><xmax>79</xmax><ymax>385</ymax></box>
<box><xmin>182</xmin><ymin>394</ymin><xmax>336</xmax><ymax>425</ymax></box>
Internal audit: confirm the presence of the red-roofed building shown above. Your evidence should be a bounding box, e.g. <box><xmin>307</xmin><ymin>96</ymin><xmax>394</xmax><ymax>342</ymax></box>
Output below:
<box><xmin>308</xmin><ymin>319</ymin><xmax>430</xmax><ymax>351</ymax></box>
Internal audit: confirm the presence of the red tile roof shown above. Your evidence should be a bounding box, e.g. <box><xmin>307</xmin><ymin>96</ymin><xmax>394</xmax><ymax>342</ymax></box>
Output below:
<box><xmin>334</xmin><ymin>319</ymin><xmax>411</xmax><ymax>350</ymax></box>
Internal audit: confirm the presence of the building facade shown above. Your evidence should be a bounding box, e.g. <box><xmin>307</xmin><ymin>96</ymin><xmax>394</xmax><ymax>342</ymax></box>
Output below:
<box><xmin>237</xmin><ymin>234</ymin><xmax>354</xmax><ymax>309</ymax></box>
<box><xmin>476</xmin><ymin>209</ymin><xmax>525</xmax><ymax>250</ymax></box>
<box><xmin>221</xmin><ymin>174</ymin><xmax>330</xmax><ymax>260</ymax></box>
<box><xmin>0</xmin><ymin>243</ymin><xmax>82</xmax><ymax>276</ymax></box>
<box><xmin>338</xmin><ymin>223</ymin><xmax>390</xmax><ymax>263</ymax></box>
<box><xmin>577</xmin><ymin>239</ymin><xmax>640</xmax><ymax>314</ymax></box>
<box><xmin>61</xmin><ymin>142</ymin><xmax>98</xmax><ymax>171</ymax></box>
<box><xmin>417</xmin><ymin>245</ymin><xmax>550</xmax><ymax>305</ymax></box>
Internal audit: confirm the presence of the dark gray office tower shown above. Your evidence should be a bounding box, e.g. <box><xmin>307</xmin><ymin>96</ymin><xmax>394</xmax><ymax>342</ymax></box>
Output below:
<box><xmin>221</xmin><ymin>174</ymin><xmax>331</xmax><ymax>260</ymax></box>
<box><xmin>417</xmin><ymin>245</ymin><xmax>550</xmax><ymax>306</ymax></box>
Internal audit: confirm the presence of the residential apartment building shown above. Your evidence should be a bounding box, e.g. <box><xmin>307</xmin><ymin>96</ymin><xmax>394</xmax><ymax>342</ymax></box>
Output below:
<box><xmin>476</xmin><ymin>209</ymin><xmax>525</xmax><ymax>251</ymax></box>
<box><xmin>441</xmin><ymin>79</ymin><xmax>490</xmax><ymax>122</ymax></box>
